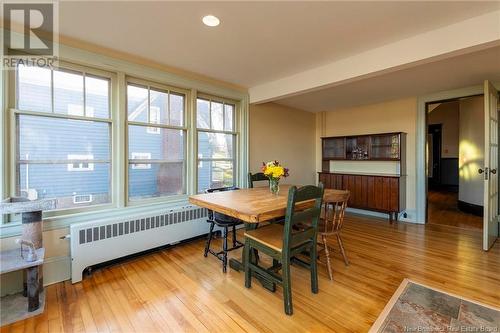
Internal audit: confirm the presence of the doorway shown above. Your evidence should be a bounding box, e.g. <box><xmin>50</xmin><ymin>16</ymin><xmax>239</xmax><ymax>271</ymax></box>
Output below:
<box><xmin>426</xmin><ymin>96</ymin><xmax>484</xmax><ymax>230</ymax></box>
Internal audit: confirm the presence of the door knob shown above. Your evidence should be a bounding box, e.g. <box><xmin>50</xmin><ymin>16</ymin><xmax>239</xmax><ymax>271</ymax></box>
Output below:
<box><xmin>491</xmin><ymin>169</ymin><xmax>497</xmax><ymax>175</ymax></box>
<box><xmin>479</xmin><ymin>168</ymin><xmax>484</xmax><ymax>174</ymax></box>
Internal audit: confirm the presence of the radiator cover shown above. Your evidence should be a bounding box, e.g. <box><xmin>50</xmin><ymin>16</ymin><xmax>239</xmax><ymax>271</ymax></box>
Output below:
<box><xmin>70</xmin><ymin>205</ymin><xmax>208</xmax><ymax>283</ymax></box>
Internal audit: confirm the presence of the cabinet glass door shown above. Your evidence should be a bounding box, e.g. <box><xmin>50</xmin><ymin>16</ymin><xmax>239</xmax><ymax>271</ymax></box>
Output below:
<box><xmin>371</xmin><ymin>134</ymin><xmax>400</xmax><ymax>159</ymax></box>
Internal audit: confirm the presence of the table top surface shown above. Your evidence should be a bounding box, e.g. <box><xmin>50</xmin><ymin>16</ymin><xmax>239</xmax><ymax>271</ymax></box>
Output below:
<box><xmin>189</xmin><ymin>186</ymin><xmax>348</xmax><ymax>223</ymax></box>
<box><xmin>0</xmin><ymin>248</ymin><xmax>45</xmax><ymax>274</ymax></box>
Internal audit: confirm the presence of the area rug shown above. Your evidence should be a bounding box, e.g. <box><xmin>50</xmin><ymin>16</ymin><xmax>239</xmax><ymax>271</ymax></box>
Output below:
<box><xmin>369</xmin><ymin>279</ymin><xmax>500</xmax><ymax>333</ymax></box>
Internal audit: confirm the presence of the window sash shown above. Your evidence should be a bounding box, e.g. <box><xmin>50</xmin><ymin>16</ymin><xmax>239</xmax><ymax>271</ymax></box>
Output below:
<box><xmin>126</xmin><ymin>79</ymin><xmax>188</xmax><ymax>128</ymax></box>
<box><xmin>16</xmin><ymin>65</ymin><xmax>111</xmax><ymax>120</ymax></box>
<box><xmin>126</xmin><ymin>80</ymin><xmax>188</xmax><ymax>202</ymax></box>
<box><xmin>196</xmin><ymin>128</ymin><xmax>237</xmax><ymax>192</ymax></box>
<box><xmin>196</xmin><ymin>97</ymin><xmax>236</xmax><ymax>132</ymax></box>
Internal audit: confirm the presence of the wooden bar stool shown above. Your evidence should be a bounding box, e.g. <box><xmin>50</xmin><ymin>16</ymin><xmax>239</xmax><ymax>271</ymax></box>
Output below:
<box><xmin>319</xmin><ymin>190</ymin><xmax>350</xmax><ymax>280</ymax></box>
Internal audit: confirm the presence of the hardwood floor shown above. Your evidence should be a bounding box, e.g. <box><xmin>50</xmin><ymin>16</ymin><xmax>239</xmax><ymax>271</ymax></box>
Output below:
<box><xmin>427</xmin><ymin>190</ymin><xmax>483</xmax><ymax>229</ymax></box>
<box><xmin>2</xmin><ymin>214</ymin><xmax>499</xmax><ymax>332</ymax></box>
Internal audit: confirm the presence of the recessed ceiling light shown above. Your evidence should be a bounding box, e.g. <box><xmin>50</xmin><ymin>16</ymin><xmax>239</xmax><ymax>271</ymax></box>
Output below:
<box><xmin>202</xmin><ymin>15</ymin><xmax>220</xmax><ymax>27</ymax></box>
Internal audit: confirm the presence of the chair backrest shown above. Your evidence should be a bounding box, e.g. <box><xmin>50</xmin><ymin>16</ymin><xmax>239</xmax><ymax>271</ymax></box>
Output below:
<box><xmin>248</xmin><ymin>172</ymin><xmax>269</xmax><ymax>188</ymax></box>
<box><xmin>322</xmin><ymin>191</ymin><xmax>349</xmax><ymax>234</ymax></box>
<box><xmin>282</xmin><ymin>183</ymin><xmax>324</xmax><ymax>251</ymax></box>
<box><xmin>205</xmin><ymin>186</ymin><xmax>238</xmax><ymax>194</ymax></box>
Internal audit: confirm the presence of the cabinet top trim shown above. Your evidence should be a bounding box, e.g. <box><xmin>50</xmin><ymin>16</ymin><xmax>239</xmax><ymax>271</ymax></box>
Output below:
<box><xmin>321</xmin><ymin>132</ymin><xmax>406</xmax><ymax>139</ymax></box>
<box><xmin>318</xmin><ymin>171</ymin><xmax>404</xmax><ymax>178</ymax></box>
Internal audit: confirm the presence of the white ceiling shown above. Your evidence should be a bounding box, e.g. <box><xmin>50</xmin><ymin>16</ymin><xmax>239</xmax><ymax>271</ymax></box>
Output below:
<box><xmin>275</xmin><ymin>45</ymin><xmax>500</xmax><ymax>112</ymax></box>
<box><xmin>57</xmin><ymin>1</ymin><xmax>500</xmax><ymax>88</ymax></box>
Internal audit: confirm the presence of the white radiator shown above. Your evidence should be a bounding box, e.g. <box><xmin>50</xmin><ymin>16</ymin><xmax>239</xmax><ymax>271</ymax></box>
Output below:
<box><xmin>70</xmin><ymin>205</ymin><xmax>209</xmax><ymax>283</ymax></box>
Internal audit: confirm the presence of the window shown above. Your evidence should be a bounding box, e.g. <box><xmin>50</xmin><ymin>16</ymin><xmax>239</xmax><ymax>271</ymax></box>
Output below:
<box><xmin>127</xmin><ymin>81</ymin><xmax>186</xmax><ymax>200</ymax></box>
<box><xmin>197</xmin><ymin>97</ymin><xmax>237</xmax><ymax>192</ymax></box>
<box><xmin>131</xmin><ymin>152</ymin><xmax>151</xmax><ymax>169</ymax></box>
<box><xmin>67</xmin><ymin>154</ymin><xmax>94</xmax><ymax>171</ymax></box>
<box><xmin>73</xmin><ymin>194</ymin><xmax>93</xmax><ymax>204</ymax></box>
<box><xmin>15</xmin><ymin>64</ymin><xmax>112</xmax><ymax>210</ymax></box>
<box><xmin>146</xmin><ymin>107</ymin><xmax>161</xmax><ymax>134</ymax></box>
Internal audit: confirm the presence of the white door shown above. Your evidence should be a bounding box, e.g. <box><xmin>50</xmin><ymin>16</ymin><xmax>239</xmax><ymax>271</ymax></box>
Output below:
<box><xmin>483</xmin><ymin>80</ymin><xmax>499</xmax><ymax>251</ymax></box>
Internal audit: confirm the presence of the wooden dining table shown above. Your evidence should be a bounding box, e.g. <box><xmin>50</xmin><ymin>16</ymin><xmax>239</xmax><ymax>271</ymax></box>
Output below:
<box><xmin>188</xmin><ymin>185</ymin><xmax>348</xmax><ymax>290</ymax></box>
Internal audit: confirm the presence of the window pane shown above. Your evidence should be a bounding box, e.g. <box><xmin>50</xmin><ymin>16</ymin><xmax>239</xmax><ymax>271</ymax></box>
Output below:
<box><xmin>198</xmin><ymin>161</ymin><xmax>233</xmax><ymax>192</ymax></box>
<box><xmin>128</xmin><ymin>126</ymin><xmax>184</xmax><ymax>160</ymax></box>
<box><xmin>127</xmin><ymin>85</ymin><xmax>148</xmax><ymax>122</ymax></box>
<box><xmin>54</xmin><ymin>70</ymin><xmax>84</xmax><ymax>116</ymax></box>
<box><xmin>211</xmin><ymin>101</ymin><xmax>224</xmax><ymax>130</ymax></box>
<box><xmin>224</xmin><ymin>104</ymin><xmax>234</xmax><ymax>131</ymax></box>
<box><xmin>86</xmin><ymin>76</ymin><xmax>110</xmax><ymax>118</ymax></box>
<box><xmin>129</xmin><ymin>162</ymin><xmax>184</xmax><ymax>199</ymax></box>
<box><xmin>150</xmin><ymin>89</ymin><xmax>168</xmax><ymax>124</ymax></box>
<box><xmin>170</xmin><ymin>93</ymin><xmax>184</xmax><ymax>127</ymax></box>
<box><xmin>19</xmin><ymin>163</ymin><xmax>110</xmax><ymax>209</ymax></box>
<box><xmin>17</xmin><ymin>64</ymin><xmax>52</xmax><ymax>113</ymax></box>
<box><xmin>19</xmin><ymin>115</ymin><xmax>110</xmax><ymax>161</ymax></box>
<box><xmin>198</xmin><ymin>132</ymin><xmax>233</xmax><ymax>159</ymax></box>
<box><xmin>196</xmin><ymin>98</ymin><xmax>210</xmax><ymax>129</ymax></box>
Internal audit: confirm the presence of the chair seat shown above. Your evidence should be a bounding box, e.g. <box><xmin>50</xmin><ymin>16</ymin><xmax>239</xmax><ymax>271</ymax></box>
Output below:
<box><xmin>212</xmin><ymin>212</ymin><xmax>242</xmax><ymax>226</ymax></box>
<box><xmin>296</xmin><ymin>218</ymin><xmax>340</xmax><ymax>235</ymax></box>
<box><xmin>245</xmin><ymin>224</ymin><xmax>284</xmax><ymax>252</ymax></box>
<box><xmin>317</xmin><ymin>218</ymin><xmax>339</xmax><ymax>235</ymax></box>
<box><xmin>244</xmin><ymin>224</ymin><xmax>309</xmax><ymax>253</ymax></box>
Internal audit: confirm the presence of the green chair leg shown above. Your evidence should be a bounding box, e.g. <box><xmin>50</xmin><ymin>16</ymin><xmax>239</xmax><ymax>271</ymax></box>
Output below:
<box><xmin>282</xmin><ymin>256</ymin><xmax>293</xmax><ymax>315</ymax></box>
<box><xmin>244</xmin><ymin>240</ymin><xmax>252</xmax><ymax>288</ymax></box>
<box><xmin>310</xmin><ymin>243</ymin><xmax>319</xmax><ymax>294</ymax></box>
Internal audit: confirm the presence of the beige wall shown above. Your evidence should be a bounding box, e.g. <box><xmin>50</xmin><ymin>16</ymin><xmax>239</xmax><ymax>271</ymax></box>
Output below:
<box><xmin>428</xmin><ymin>101</ymin><xmax>460</xmax><ymax>158</ymax></box>
<box><xmin>316</xmin><ymin>97</ymin><xmax>418</xmax><ymax>219</ymax></box>
<box><xmin>249</xmin><ymin>103</ymin><xmax>316</xmax><ymax>186</ymax></box>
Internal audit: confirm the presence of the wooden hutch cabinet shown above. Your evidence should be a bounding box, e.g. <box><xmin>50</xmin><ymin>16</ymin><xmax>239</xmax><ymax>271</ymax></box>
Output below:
<box><xmin>319</xmin><ymin>132</ymin><xmax>406</xmax><ymax>222</ymax></box>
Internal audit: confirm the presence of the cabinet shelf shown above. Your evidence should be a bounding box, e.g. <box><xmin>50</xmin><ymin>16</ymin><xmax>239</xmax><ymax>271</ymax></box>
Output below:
<box><xmin>321</xmin><ymin>132</ymin><xmax>405</xmax><ymax>162</ymax></box>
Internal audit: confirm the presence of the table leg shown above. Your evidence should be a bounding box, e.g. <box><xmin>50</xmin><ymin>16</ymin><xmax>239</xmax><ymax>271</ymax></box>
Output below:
<box><xmin>26</xmin><ymin>266</ymin><xmax>40</xmax><ymax>312</ymax></box>
<box><xmin>228</xmin><ymin>223</ymin><xmax>276</xmax><ymax>292</ymax></box>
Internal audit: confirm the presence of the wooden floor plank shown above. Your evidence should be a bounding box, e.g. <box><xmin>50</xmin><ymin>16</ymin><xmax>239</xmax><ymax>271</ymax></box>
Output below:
<box><xmin>2</xmin><ymin>214</ymin><xmax>499</xmax><ymax>332</ymax></box>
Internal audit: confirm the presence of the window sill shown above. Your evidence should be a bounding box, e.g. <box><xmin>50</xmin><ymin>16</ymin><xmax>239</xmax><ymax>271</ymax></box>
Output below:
<box><xmin>0</xmin><ymin>195</ymin><xmax>195</xmax><ymax>238</ymax></box>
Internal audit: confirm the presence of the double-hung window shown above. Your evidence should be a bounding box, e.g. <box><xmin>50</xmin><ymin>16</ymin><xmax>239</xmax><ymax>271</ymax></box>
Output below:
<box><xmin>126</xmin><ymin>79</ymin><xmax>187</xmax><ymax>201</ymax></box>
<box><xmin>196</xmin><ymin>96</ymin><xmax>237</xmax><ymax>192</ymax></box>
<box><xmin>14</xmin><ymin>63</ymin><xmax>112</xmax><ymax>209</ymax></box>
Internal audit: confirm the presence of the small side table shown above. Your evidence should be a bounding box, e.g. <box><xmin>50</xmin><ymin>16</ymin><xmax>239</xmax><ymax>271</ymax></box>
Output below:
<box><xmin>0</xmin><ymin>248</ymin><xmax>45</xmax><ymax>312</ymax></box>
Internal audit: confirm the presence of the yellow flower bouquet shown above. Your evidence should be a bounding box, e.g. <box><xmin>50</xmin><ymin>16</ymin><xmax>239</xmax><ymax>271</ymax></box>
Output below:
<box><xmin>261</xmin><ymin>160</ymin><xmax>289</xmax><ymax>195</ymax></box>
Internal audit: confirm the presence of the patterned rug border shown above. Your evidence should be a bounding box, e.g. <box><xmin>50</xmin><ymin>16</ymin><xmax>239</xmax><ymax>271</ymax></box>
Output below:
<box><xmin>368</xmin><ymin>278</ymin><xmax>500</xmax><ymax>333</ymax></box>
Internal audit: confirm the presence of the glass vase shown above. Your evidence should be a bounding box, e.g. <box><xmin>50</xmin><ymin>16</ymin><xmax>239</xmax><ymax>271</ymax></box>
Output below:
<box><xmin>269</xmin><ymin>178</ymin><xmax>280</xmax><ymax>195</ymax></box>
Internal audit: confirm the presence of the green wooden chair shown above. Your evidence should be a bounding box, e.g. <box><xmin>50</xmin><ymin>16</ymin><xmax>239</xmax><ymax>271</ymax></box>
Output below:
<box><xmin>243</xmin><ymin>183</ymin><xmax>324</xmax><ymax>315</ymax></box>
<box><xmin>248</xmin><ymin>172</ymin><xmax>269</xmax><ymax>188</ymax></box>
